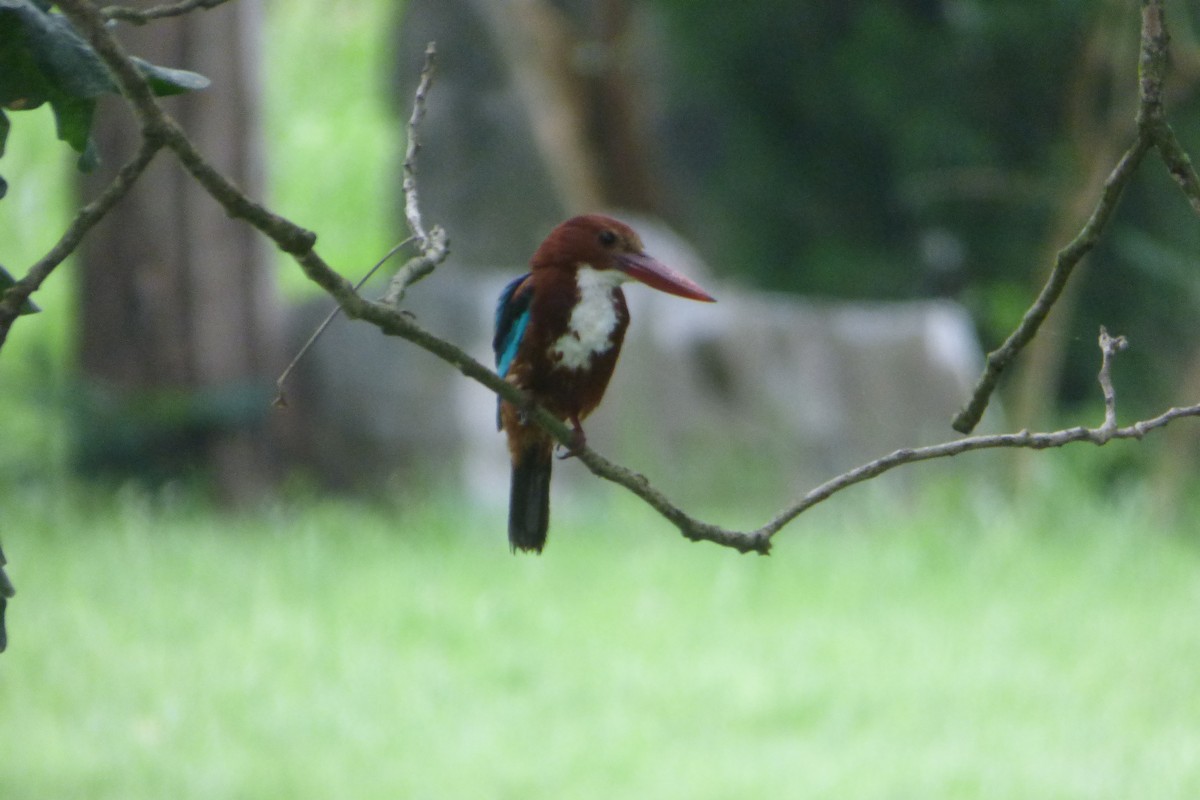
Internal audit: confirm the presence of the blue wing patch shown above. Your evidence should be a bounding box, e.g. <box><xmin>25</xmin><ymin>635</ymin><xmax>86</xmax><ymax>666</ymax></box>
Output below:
<box><xmin>493</xmin><ymin>274</ymin><xmax>534</xmax><ymax>378</ymax></box>
<box><xmin>493</xmin><ymin>274</ymin><xmax>534</xmax><ymax>430</ymax></box>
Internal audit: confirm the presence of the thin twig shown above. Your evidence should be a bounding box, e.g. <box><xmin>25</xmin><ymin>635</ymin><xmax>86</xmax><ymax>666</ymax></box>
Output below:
<box><xmin>102</xmin><ymin>0</ymin><xmax>231</xmax><ymax>25</ymax></box>
<box><xmin>1096</xmin><ymin>326</ymin><xmax>1128</xmax><ymax>437</ymax></box>
<box><xmin>951</xmin><ymin>135</ymin><xmax>1150</xmax><ymax>433</ymax></box>
<box><xmin>1148</xmin><ymin>121</ymin><xmax>1200</xmax><ymax>218</ymax></box>
<box><xmin>564</xmin><ymin>328</ymin><xmax>1198</xmax><ymax>554</ymax></box>
<box><xmin>58</xmin><ymin>0</ymin><xmax>322</xmax><ymax>258</ymax></box>
<box><xmin>31</xmin><ymin>0</ymin><xmax>1200</xmax><ymax>558</ymax></box>
<box><xmin>402</xmin><ymin>43</ymin><xmax>436</xmax><ymax>245</ymax></box>
<box><xmin>953</xmin><ymin>0</ymin><xmax>1175</xmax><ymax>434</ymax></box>
<box><xmin>382</xmin><ymin>42</ymin><xmax>450</xmax><ymax>307</ymax></box>
<box><xmin>273</xmin><ymin>40</ymin><xmax>442</xmax><ymax>401</ymax></box>
<box><xmin>274</xmin><ymin>236</ymin><xmax>415</xmax><ymax>406</ymax></box>
<box><xmin>749</xmin><ymin>328</ymin><xmax>1190</xmax><ymax>547</ymax></box>
<box><xmin>0</xmin><ymin>136</ymin><xmax>162</xmax><ymax>348</ymax></box>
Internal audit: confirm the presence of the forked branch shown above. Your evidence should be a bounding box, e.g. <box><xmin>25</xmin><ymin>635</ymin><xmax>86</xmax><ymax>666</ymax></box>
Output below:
<box><xmin>952</xmin><ymin>0</ymin><xmax>1194</xmax><ymax>434</ymax></box>
<box><xmin>6</xmin><ymin>1</ymin><xmax>1198</xmax><ymax>556</ymax></box>
<box><xmin>382</xmin><ymin>41</ymin><xmax>450</xmax><ymax>307</ymax></box>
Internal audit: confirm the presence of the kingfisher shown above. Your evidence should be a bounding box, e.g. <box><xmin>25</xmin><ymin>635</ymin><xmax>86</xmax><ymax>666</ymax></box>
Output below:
<box><xmin>493</xmin><ymin>214</ymin><xmax>716</xmax><ymax>553</ymax></box>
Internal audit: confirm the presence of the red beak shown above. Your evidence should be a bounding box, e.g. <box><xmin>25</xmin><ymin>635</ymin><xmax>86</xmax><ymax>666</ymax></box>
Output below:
<box><xmin>616</xmin><ymin>252</ymin><xmax>716</xmax><ymax>302</ymax></box>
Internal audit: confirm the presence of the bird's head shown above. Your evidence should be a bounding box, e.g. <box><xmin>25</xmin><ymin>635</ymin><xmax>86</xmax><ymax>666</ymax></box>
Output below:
<box><xmin>530</xmin><ymin>214</ymin><xmax>715</xmax><ymax>302</ymax></box>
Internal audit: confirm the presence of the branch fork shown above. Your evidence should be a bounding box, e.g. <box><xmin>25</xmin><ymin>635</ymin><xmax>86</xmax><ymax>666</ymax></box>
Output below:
<box><xmin>3</xmin><ymin>1</ymin><xmax>1198</xmax><ymax>556</ymax></box>
<box><xmin>952</xmin><ymin>0</ymin><xmax>1196</xmax><ymax>435</ymax></box>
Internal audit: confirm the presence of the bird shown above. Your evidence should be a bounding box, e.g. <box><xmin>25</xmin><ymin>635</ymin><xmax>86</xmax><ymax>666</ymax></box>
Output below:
<box><xmin>492</xmin><ymin>214</ymin><xmax>715</xmax><ymax>553</ymax></box>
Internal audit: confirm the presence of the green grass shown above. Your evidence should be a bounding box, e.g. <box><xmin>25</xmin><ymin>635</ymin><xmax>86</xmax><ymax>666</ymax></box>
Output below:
<box><xmin>3</xmin><ymin>474</ymin><xmax>1200</xmax><ymax>799</ymax></box>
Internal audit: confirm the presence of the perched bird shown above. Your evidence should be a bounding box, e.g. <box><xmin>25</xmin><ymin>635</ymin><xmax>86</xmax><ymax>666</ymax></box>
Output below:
<box><xmin>493</xmin><ymin>214</ymin><xmax>715</xmax><ymax>553</ymax></box>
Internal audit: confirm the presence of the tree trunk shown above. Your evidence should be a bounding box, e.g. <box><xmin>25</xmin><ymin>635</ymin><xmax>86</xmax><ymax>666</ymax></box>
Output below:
<box><xmin>469</xmin><ymin>0</ymin><xmax>663</xmax><ymax>214</ymax></box>
<box><xmin>77</xmin><ymin>1</ymin><xmax>279</xmax><ymax>503</ymax></box>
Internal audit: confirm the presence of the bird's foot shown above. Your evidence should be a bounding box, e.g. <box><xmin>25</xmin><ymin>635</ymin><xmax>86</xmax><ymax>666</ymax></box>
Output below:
<box><xmin>556</xmin><ymin>419</ymin><xmax>587</xmax><ymax>460</ymax></box>
<box><xmin>515</xmin><ymin>396</ymin><xmax>538</xmax><ymax>426</ymax></box>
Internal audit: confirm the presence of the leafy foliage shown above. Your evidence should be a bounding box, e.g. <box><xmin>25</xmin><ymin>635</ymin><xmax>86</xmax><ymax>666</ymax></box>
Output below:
<box><xmin>0</xmin><ymin>0</ymin><xmax>208</xmax><ymax>182</ymax></box>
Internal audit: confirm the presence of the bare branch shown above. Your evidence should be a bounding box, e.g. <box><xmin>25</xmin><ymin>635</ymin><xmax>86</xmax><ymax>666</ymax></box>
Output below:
<box><xmin>58</xmin><ymin>0</ymin><xmax>321</xmax><ymax>258</ymax></box>
<box><xmin>17</xmin><ymin>1</ymin><xmax>1197</xmax><ymax>559</ymax></box>
<box><xmin>741</xmin><ymin>330</ymin><xmax>1194</xmax><ymax>552</ymax></box>
<box><xmin>1138</xmin><ymin>0</ymin><xmax>1169</xmax><ymax>122</ymax></box>
<box><xmin>953</xmin><ymin>0</ymin><xmax>1180</xmax><ymax>434</ymax></box>
<box><xmin>1096</xmin><ymin>326</ymin><xmax>1128</xmax><ymax>438</ymax></box>
<box><xmin>557</xmin><ymin>328</ymin><xmax>1197</xmax><ymax>555</ymax></box>
<box><xmin>274</xmin><ymin>41</ymin><xmax>443</xmax><ymax>402</ymax></box>
<box><xmin>1137</xmin><ymin>0</ymin><xmax>1200</xmax><ymax>218</ymax></box>
<box><xmin>274</xmin><ymin>236</ymin><xmax>415</xmax><ymax>407</ymax></box>
<box><xmin>952</xmin><ymin>136</ymin><xmax>1150</xmax><ymax>434</ymax></box>
<box><xmin>383</xmin><ymin>42</ymin><xmax>450</xmax><ymax>307</ymax></box>
<box><xmin>1147</xmin><ymin>121</ymin><xmax>1200</xmax><ymax>217</ymax></box>
<box><xmin>402</xmin><ymin>42</ymin><xmax>437</xmax><ymax>246</ymax></box>
<box><xmin>102</xmin><ymin>0</ymin><xmax>231</xmax><ymax>25</ymax></box>
<box><xmin>0</xmin><ymin>136</ymin><xmax>162</xmax><ymax>349</ymax></box>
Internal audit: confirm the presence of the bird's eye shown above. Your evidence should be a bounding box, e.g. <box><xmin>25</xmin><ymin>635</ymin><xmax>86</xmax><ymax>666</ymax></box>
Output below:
<box><xmin>598</xmin><ymin>229</ymin><xmax>618</xmax><ymax>247</ymax></box>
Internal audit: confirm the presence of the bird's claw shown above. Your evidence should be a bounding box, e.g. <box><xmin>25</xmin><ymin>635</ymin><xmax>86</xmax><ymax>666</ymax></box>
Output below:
<box><xmin>556</xmin><ymin>426</ymin><xmax>586</xmax><ymax>460</ymax></box>
<box><xmin>515</xmin><ymin>395</ymin><xmax>538</xmax><ymax>427</ymax></box>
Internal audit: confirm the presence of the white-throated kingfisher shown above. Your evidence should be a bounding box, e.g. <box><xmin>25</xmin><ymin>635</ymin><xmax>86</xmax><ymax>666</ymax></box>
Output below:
<box><xmin>492</xmin><ymin>214</ymin><xmax>716</xmax><ymax>553</ymax></box>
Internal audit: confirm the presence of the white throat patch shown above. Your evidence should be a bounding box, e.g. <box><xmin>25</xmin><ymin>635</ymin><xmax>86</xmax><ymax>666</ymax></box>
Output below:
<box><xmin>551</xmin><ymin>266</ymin><xmax>626</xmax><ymax>370</ymax></box>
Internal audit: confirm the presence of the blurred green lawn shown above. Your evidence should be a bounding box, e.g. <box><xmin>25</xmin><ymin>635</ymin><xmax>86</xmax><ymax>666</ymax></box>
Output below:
<box><xmin>3</xmin><ymin>470</ymin><xmax>1200</xmax><ymax>799</ymax></box>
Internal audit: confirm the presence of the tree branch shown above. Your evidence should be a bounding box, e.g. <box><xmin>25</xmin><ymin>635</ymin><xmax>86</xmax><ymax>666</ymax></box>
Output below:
<box><xmin>1136</xmin><ymin>0</ymin><xmax>1200</xmax><ymax>218</ymax></box>
<box><xmin>8</xmin><ymin>1</ymin><xmax>1197</xmax><ymax>557</ymax></box>
<box><xmin>274</xmin><ymin>42</ymin><xmax>443</xmax><ymax>403</ymax></box>
<box><xmin>0</xmin><ymin>135</ymin><xmax>162</xmax><ymax>349</ymax></box>
<box><xmin>101</xmin><ymin>0</ymin><xmax>231</xmax><ymax>25</ymax></box>
<box><xmin>1096</xmin><ymin>326</ymin><xmax>1128</xmax><ymax>439</ymax></box>
<box><xmin>58</xmin><ymin>0</ymin><xmax>321</xmax><ymax>259</ymax></box>
<box><xmin>751</xmin><ymin>330</ymin><xmax>1195</xmax><ymax>548</ymax></box>
<box><xmin>951</xmin><ymin>135</ymin><xmax>1150</xmax><ymax>433</ymax></box>
<box><xmin>952</xmin><ymin>0</ymin><xmax>1179</xmax><ymax>434</ymax></box>
<box><xmin>569</xmin><ymin>327</ymin><xmax>1196</xmax><ymax>555</ymax></box>
<box><xmin>382</xmin><ymin>42</ymin><xmax>450</xmax><ymax>307</ymax></box>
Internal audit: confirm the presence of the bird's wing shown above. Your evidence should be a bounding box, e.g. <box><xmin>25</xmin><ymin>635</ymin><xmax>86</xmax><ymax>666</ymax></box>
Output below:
<box><xmin>493</xmin><ymin>273</ymin><xmax>534</xmax><ymax>378</ymax></box>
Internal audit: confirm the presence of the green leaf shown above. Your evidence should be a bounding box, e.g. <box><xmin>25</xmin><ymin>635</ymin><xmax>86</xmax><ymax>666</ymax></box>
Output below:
<box><xmin>0</xmin><ymin>263</ymin><xmax>41</xmax><ymax>315</ymax></box>
<box><xmin>48</xmin><ymin>90</ymin><xmax>92</xmax><ymax>155</ymax></box>
<box><xmin>0</xmin><ymin>0</ymin><xmax>210</xmax><ymax>174</ymax></box>
<box><xmin>6</xmin><ymin>2</ymin><xmax>116</xmax><ymax>100</ymax></box>
<box><xmin>131</xmin><ymin>57</ymin><xmax>211</xmax><ymax>96</ymax></box>
<box><xmin>0</xmin><ymin>7</ymin><xmax>53</xmax><ymax>109</ymax></box>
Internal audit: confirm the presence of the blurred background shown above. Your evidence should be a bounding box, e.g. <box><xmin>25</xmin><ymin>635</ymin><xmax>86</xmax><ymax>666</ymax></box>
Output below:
<box><xmin>4</xmin><ymin>0</ymin><xmax>1200</xmax><ymax>506</ymax></box>
<box><xmin>3</xmin><ymin>1</ymin><xmax>1200</xmax><ymax>796</ymax></box>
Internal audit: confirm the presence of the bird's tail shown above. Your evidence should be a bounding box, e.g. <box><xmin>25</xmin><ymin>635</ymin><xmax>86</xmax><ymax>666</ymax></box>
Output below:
<box><xmin>508</xmin><ymin>440</ymin><xmax>553</xmax><ymax>553</ymax></box>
